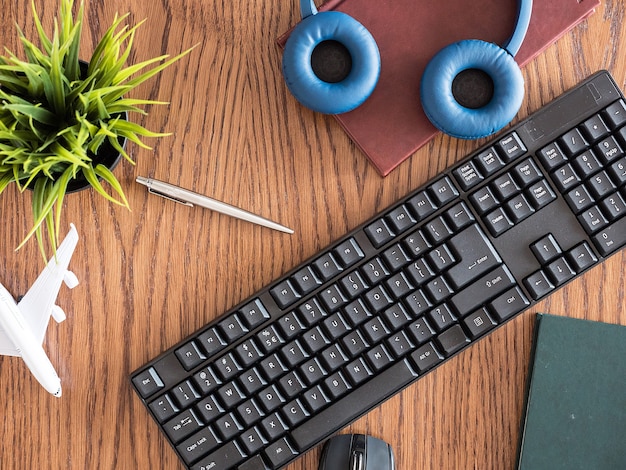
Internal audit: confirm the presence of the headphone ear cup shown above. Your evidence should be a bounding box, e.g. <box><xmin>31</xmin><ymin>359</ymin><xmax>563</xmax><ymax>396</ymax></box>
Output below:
<box><xmin>282</xmin><ymin>11</ymin><xmax>380</xmax><ymax>115</ymax></box>
<box><xmin>420</xmin><ymin>39</ymin><xmax>524</xmax><ymax>140</ymax></box>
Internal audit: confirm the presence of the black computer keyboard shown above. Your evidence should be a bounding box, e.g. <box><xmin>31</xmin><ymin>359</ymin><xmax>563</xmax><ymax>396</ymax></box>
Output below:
<box><xmin>131</xmin><ymin>70</ymin><xmax>626</xmax><ymax>470</ymax></box>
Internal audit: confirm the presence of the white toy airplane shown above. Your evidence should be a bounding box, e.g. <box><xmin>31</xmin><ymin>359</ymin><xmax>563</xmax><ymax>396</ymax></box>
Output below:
<box><xmin>0</xmin><ymin>224</ymin><xmax>79</xmax><ymax>397</ymax></box>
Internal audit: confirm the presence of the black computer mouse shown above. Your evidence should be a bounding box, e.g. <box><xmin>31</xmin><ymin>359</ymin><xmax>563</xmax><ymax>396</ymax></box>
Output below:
<box><xmin>318</xmin><ymin>433</ymin><xmax>395</xmax><ymax>470</ymax></box>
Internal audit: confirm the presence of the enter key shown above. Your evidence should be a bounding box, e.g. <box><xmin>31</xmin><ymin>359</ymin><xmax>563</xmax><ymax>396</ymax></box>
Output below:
<box><xmin>446</xmin><ymin>224</ymin><xmax>502</xmax><ymax>289</ymax></box>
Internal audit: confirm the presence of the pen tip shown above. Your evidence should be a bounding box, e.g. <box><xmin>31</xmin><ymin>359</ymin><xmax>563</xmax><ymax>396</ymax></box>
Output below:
<box><xmin>136</xmin><ymin>176</ymin><xmax>149</xmax><ymax>185</ymax></box>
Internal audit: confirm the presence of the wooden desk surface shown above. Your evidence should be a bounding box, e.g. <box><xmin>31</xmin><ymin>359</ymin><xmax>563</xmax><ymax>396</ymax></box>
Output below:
<box><xmin>1</xmin><ymin>1</ymin><xmax>624</xmax><ymax>469</ymax></box>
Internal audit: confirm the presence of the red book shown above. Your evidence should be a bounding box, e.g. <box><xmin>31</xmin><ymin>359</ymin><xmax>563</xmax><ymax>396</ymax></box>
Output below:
<box><xmin>279</xmin><ymin>0</ymin><xmax>600</xmax><ymax>176</ymax></box>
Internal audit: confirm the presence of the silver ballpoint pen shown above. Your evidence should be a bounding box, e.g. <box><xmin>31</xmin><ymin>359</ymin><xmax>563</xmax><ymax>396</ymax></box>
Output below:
<box><xmin>136</xmin><ymin>176</ymin><xmax>294</xmax><ymax>234</ymax></box>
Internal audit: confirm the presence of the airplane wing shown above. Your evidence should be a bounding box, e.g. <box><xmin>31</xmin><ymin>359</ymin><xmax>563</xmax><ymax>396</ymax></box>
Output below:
<box><xmin>0</xmin><ymin>224</ymin><xmax>79</xmax><ymax>356</ymax></box>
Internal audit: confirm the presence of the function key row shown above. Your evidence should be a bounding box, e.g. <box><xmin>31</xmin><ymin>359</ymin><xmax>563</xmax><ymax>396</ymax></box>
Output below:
<box><xmin>364</xmin><ymin>176</ymin><xmax>460</xmax><ymax>249</ymax></box>
<box><xmin>270</xmin><ymin>237</ymin><xmax>366</xmax><ymax>310</ymax></box>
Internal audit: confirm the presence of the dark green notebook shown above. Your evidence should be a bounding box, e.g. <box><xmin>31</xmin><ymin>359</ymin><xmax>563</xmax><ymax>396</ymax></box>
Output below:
<box><xmin>517</xmin><ymin>313</ymin><xmax>626</xmax><ymax>470</ymax></box>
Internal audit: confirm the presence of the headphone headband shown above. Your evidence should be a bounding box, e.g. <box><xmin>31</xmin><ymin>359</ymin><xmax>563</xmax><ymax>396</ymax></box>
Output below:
<box><xmin>300</xmin><ymin>0</ymin><xmax>317</xmax><ymax>19</ymax></box>
<box><xmin>504</xmin><ymin>0</ymin><xmax>533</xmax><ymax>56</ymax></box>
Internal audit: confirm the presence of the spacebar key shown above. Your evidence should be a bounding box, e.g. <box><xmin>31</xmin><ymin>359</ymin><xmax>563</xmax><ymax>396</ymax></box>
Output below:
<box><xmin>291</xmin><ymin>360</ymin><xmax>418</xmax><ymax>451</ymax></box>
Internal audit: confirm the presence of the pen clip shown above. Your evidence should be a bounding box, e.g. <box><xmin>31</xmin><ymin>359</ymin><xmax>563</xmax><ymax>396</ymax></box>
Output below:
<box><xmin>148</xmin><ymin>187</ymin><xmax>194</xmax><ymax>207</ymax></box>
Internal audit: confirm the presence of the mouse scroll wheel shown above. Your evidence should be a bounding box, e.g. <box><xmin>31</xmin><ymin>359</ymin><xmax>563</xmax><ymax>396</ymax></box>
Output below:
<box><xmin>350</xmin><ymin>450</ymin><xmax>365</xmax><ymax>470</ymax></box>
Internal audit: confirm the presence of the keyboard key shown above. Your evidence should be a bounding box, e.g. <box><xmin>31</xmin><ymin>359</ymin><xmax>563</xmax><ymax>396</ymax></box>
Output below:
<box><xmin>595</xmin><ymin>135</ymin><xmax>623</xmax><ymax>163</ymax></box>
<box><xmin>484</xmin><ymin>207</ymin><xmax>513</xmax><ymax>236</ymax></box>
<box><xmin>364</xmin><ymin>218</ymin><xmax>395</xmax><ymax>248</ymax></box>
<box><xmin>444</xmin><ymin>202</ymin><xmax>475</xmax><ymax>231</ymax></box>
<box><xmin>423</xmin><ymin>216</ymin><xmax>453</xmax><ymax>244</ymax></box>
<box><xmin>333</xmin><ymin>238</ymin><xmax>365</xmax><ymax>267</ymax></box>
<box><xmin>426</xmin><ymin>244</ymin><xmax>455</xmax><ymax>272</ymax></box>
<box><xmin>603</xmin><ymin>99</ymin><xmax>626</xmax><ymax>129</ymax></box>
<box><xmin>313</xmin><ymin>252</ymin><xmax>343</xmax><ymax>280</ymax></box>
<box><xmin>538</xmin><ymin>141</ymin><xmax>567</xmax><ymax>170</ymax></box>
<box><xmin>301</xmin><ymin>385</ymin><xmax>330</xmax><ymax>412</ymax></box>
<box><xmin>324</xmin><ymin>371</ymin><xmax>352</xmax><ymax>399</ymax></box>
<box><xmin>566</xmin><ymin>242</ymin><xmax>598</xmax><ymax>273</ymax></box>
<box><xmin>290</xmin><ymin>266</ymin><xmax>321</xmax><ymax>295</ymax></box>
<box><xmin>436</xmin><ymin>324</ymin><xmax>470</xmax><ymax>356</ymax></box>
<box><xmin>470</xmin><ymin>186</ymin><xmax>499</xmax><ymax>214</ymax></box>
<box><xmin>217</xmin><ymin>314</ymin><xmax>248</xmax><ymax>343</ymax></box>
<box><xmin>530</xmin><ymin>233</ymin><xmax>562</xmax><ymax>264</ymax></box>
<box><xmin>406</xmin><ymin>317</ymin><xmax>435</xmax><ymax>345</ymax></box>
<box><xmin>506</xmin><ymin>194</ymin><xmax>535</xmax><ymax>223</ymax></box>
<box><xmin>463</xmin><ymin>308</ymin><xmax>497</xmax><ymax>339</ymax></box>
<box><xmin>551</xmin><ymin>163</ymin><xmax>580</xmax><ymax>192</ymax></box>
<box><xmin>526</xmin><ymin>180</ymin><xmax>557</xmax><ymax>209</ymax></box>
<box><xmin>488</xmin><ymin>287</ymin><xmax>530</xmax><ymax>322</ymax></box>
<box><xmin>239</xmin><ymin>299</ymin><xmax>271</xmax><ymax>328</ymax></box>
<box><xmin>497</xmin><ymin>132</ymin><xmax>527</xmax><ymax>161</ymax></box>
<box><xmin>149</xmin><ymin>394</ymin><xmax>179</xmax><ymax>423</ymax></box>
<box><xmin>177</xmin><ymin>427</ymin><xmax>221</xmax><ymax>466</ymax></box>
<box><xmin>545</xmin><ymin>257</ymin><xmax>575</xmax><ymax>286</ymax></box>
<box><xmin>600</xmin><ymin>192</ymin><xmax>626</xmax><ymax>221</ymax></box>
<box><xmin>191</xmin><ymin>440</ymin><xmax>245</xmax><ymax>469</ymax></box>
<box><xmin>344</xmin><ymin>357</ymin><xmax>373</xmax><ymax>385</ymax></box>
<box><xmin>474</xmin><ymin>147</ymin><xmax>504</xmax><ymax>175</ymax></box>
<box><xmin>609</xmin><ymin>157</ymin><xmax>626</xmax><ymax>186</ymax></box>
<box><xmin>446</xmin><ymin>225</ymin><xmax>501</xmax><ymax>289</ymax></box>
<box><xmin>164</xmin><ymin>408</ymin><xmax>202</xmax><ymax>444</ymax></box>
<box><xmin>428</xmin><ymin>176</ymin><xmax>459</xmax><ymax>206</ymax></box>
<box><xmin>132</xmin><ymin>367</ymin><xmax>164</xmax><ymax>398</ymax></box>
<box><xmin>579</xmin><ymin>206</ymin><xmax>609</xmax><ymax>234</ymax></box>
<box><xmin>278</xmin><ymin>371</ymin><xmax>305</xmax><ymax>399</ymax></box>
<box><xmin>197</xmin><ymin>328</ymin><xmax>226</xmax><ymax>356</ymax></box>
<box><xmin>523</xmin><ymin>271</ymin><xmax>555</xmax><ymax>300</ymax></box>
<box><xmin>366</xmin><ymin>344</ymin><xmax>394</xmax><ymax>371</ymax></box>
<box><xmin>386</xmin><ymin>205</ymin><xmax>416</xmax><ymax>234</ymax></box>
<box><xmin>573</xmin><ymin>150</ymin><xmax>602</xmax><ymax>178</ymax></box>
<box><xmin>581</xmin><ymin>113</ymin><xmax>610</xmax><ymax>141</ymax></box>
<box><xmin>281</xmin><ymin>399</ymin><xmax>309</xmax><ymax>427</ymax></box>
<box><xmin>564</xmin><ymin>185</ymin><xmax>594</xmax><ymax>213</ymax></box>
<box><xmin>264</xmin><ymin>438</ymin><xmax>297</xmax><ymax>468</ymax></box>
<box><xmin>427</xmin><ymin>304</ymin><xmax>456</xmax><ymax>332</ymax></box>
<box><xmin>492</xmin><ymin>172</ymin><xmax>520</xmax><ymax>200</ymax></box>
<box><xmin>560</xmin><ymin>128</ymin><xmax>588</xmax><ymax>157</ymax></box>
<box><xmin>592</xmin><ymin>216</ymin><xmax>626</xmax><ymax>255</ymax></box>
<box><xmin>410</xmin><ymin>343</ymin><xmax>444</xmax><ymax>373</ymax></box>
<box><xmin>270</xmin><ymin>279</ymin><xmax>301</xmax><ymax>309</ymax></box>
<box><xmin>172</xmin><ymin>380</ymin><xmax>200</xmax><ymax>408</ymax></box>
<box><xmin>383</xmin><ymin>329</ymin><xmax>411</xmax><ymax>357</ymax></box>
<box><xmin>239</xmin><ymin>427</ymin><xmax>266</xmax><ymax>455</ymax></box>
<box><xmin>588</xmin><ymin>170</ymin><xmax>616</xmax><ymax>199</ymax></box>
<box><xmin>407</xmin><ymin>190</ymin><xmax>438</xmax><ymax>219</ymax></box>
<box><xmin>453</xmin><ymin>161</ymin><xmax>484</xmax><ymax>190</ymax></box>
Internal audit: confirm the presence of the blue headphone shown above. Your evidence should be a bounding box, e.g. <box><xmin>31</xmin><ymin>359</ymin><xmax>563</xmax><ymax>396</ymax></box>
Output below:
<box><xmin>282</xmin><ymin>0</ymin><xmax>532</xmax><ymax>140</ymax></box>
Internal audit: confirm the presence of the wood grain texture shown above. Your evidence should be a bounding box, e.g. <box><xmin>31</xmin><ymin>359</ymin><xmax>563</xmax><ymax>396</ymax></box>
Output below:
<box><xmin>0</xmin><ymin>1</ymin><xmax>624</xmax><ymax>469</ymax></box>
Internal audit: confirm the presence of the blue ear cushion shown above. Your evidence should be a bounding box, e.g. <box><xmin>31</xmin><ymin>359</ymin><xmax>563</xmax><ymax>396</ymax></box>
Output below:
<box><xmin>420</xmin><ymin>39</ymin><xmax>524</xmax><ymax>140</ymax></box>
<box><xmin>282</xmin><ymin>11</ymin><xmax>380</xmax><ymax>114</ymax></box>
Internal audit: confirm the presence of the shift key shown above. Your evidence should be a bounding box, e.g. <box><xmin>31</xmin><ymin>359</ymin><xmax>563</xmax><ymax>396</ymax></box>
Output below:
<box><xmin>450</xmin><ymin>265</ymin><xmax>516</xmax><ymax>317</ymax></box>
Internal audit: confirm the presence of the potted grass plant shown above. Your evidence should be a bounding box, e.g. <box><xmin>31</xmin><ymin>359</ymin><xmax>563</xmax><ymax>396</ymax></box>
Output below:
<box><xmin>0</xmin><ymin>0</ymin><xmax>193</xmax><ymax>260</ymax></box>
